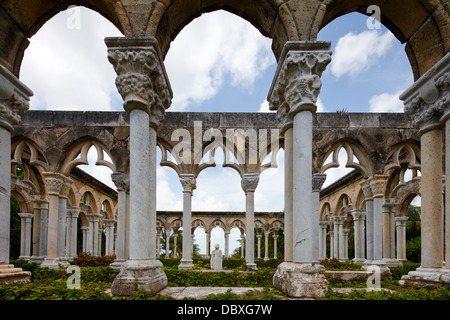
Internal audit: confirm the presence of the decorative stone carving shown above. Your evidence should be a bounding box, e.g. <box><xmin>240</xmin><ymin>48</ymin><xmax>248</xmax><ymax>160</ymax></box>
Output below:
<box><xmin>401</xmin><ymin>52</ymin><xmax>450</xmax><ymax>134</ymax></box>
<box><xmin>59</xmin><ymin>175</ymin><xmax>74</xmax><ymax>198</ymax></box>
<box><xmin>268</xmin><ymin>42</ymin><xmax>332</xmax><ymax>118</ymax></box>
<box><xmin>369</xmin><ymin>175</ymin><xmax>389</xmax><ymax>198</ymax></box>
<box><xmin>180</xmin><ymin>175</ymin><xmax>196</xmax><ymax>193</ymax></box>
<box><xmin>312</xmin><ymin>173</ymin><xmax>327</xmax><ymax>192</ymax></box>
<box><xmin>111</xmin><ymin>172</ymin><xmax>130</xmax><ymax>192</ymax></box>
<box><xmin>0</xmin><ymin>65</ymin><xmax>33</xmax><ymax>131</ymax></box>
<box><xmin>241</xmin><ymin>173</ymin><xmax>260</xmax><ymax>193</ymax></box>
<box><xmin>42</xmin><ymin>172</ymin><xmax>66</xmax><ymax>196</ymax></box>
<box><xmin>360</xmin><ymin>178</ymin><xmax>373</xmax><ymax>199</ymax></box>
<box><xmin>105</xmin><ymin>37</ymin><xmax>173</xmax><ymax>128</ymax></box>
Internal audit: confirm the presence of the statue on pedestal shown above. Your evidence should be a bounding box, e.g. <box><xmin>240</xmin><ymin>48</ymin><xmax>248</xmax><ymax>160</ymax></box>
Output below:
<box><xmin>210</xmin><ymin>244</ymin><xmax>223</xmax><ymax>270</ymax></box>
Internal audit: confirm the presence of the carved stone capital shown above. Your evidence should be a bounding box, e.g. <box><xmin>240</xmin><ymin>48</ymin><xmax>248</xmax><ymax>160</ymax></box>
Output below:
<box><xmin>0</xmin><ymin>65</ymin><xmax>33</xmax><ymax>131</ymax></box>
<box><xmin>312</xmin><ymin>173</ymin><xmax>327</xmax><ymax>192</ymax></box>
<box><xmin>241</xmin><ymin>173</ymin><xmax>260</xmax><ymax>193</ymax></box>
<box><xmin>382</xmin><ymin>198</ymin><xmax>399</xmax><ymax>211</ymax></box>
<box><xmin>105</xmin><ymin>37</ymin><xmax>173</xmax><ymax>128</ymax></box>
<box><xmin>43</xmin><ymin>172</ymin><xmax>66</xmax><ymax>196</ymax></box>
<box><xmin>369</xmin><ymin>175</ymin><xmax>389</xmax><ymax>198</ymax></box>
<box><xmin>59</xmin><ymin>175</ymin><xmax>74</xmax><ymax>198</ymax></box>
<box><xmin>351</xmin><ymin>209</ymin><xmax>365</xmax><ymax>221</ymax></box>
<box><xmin>111</xmin><ymin>172</ymin><xmax>130</xmax><ymax>193</ymax></box>
<box><xmin>401</xmin><ymin>52</ymin><xmax>450</xmax><ymax>134</ymax></box>
<box><xmin>67</xmin><ymin>207</ymin><xmax>80</xmax><ymax>218</ymax></box>
<box><xmin>360</xmin><ymin>178</ymin><xmax>373</xmax><ymax>199</ymax></box>
<box><xmin>180</xmin><ymin>174</ymin><xmax>196</xmax><ymax>193</ymax></box>
<box><xmin>268</xmin><ymin>42</ymin><xmax>331</xmax><ymax>119</ymax></box>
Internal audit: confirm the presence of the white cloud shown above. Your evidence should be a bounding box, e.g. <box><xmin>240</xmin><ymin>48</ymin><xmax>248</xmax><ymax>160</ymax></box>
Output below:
<box><xmin>369</xmin><ymin>90</ymin><xmax>404</xmax><ymax>113</ymax></box>
<box><xmin>165</xmin><ymin>11</ymin><xmax>275</xmax><ymax>111</ymax></box>
<box><xmin>330</xmin><ymin>30</ymin><xmax>395</xmax><ymax>78</ymax></box>
<box><xmin>20</xmin><ymin>7</ymin><xmax>123</xmax><ymax>111</ymax></box>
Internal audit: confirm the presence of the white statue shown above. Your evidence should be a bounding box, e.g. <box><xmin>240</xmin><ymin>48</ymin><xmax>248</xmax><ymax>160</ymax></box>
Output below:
<box><xmin>210</xmin><ymin>244</ymin><xmax>223</xmax><ymax>270</ymax></box>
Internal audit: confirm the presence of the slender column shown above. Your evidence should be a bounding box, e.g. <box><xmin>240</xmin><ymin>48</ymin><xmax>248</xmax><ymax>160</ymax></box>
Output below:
<box><xmin>31</xmin><ymin>200</ymin><xmax>42</xmax><ymax>261</ymax></box>
<box><xmin>241</xmin><ymin>173</ymin><xmax>259</xmax><ymax>270</ymax></box>
<box><xmin>18</xmin><ymin>213</ymin><xmax>33</xmax><ymax>259</ymax></box>
<box><xmin>0</xmin><ymin>65</ymin><xmax>32</xmax><ymax>268</ymax></box>
<box><xmin>81</xmin><ymin>226</ymin><xmax>89</xmax><ymax>253</ymax></box>
<box><xmin>65</xmin><ymin>210</ymin><xmax>72</xmax><ymax>257</ymax></box>
<box><xmin>401</xmin><ymin>53</ymin><xmax>448</xmax><ymax>283</ymax></box>
<box><xmin>39</xmin><ymin>203</ymin><xmax>48</xmax><ymax>258</ymax></box>
<box><xmin>66</xmin><ymin>207</ymin><xmax>80</xmax><ymax>257</ymax></box>
<box><xmin>319</xmin><ymin>221</ymin><xmax>329</xmax><ymax>259</ymax></box>
<box><xmin>179</xmin><ymin>174</ymin><xmax>196</xmax><ymax>270</ymax></box>
<box><xmin>329</xmin><ymin>231</ymin><xmax>334</xmax><ymax>259</ymax></box>
<box><xmin>264</xmin><ymin>230</ymin><xmax>269</xmax><ymax>261</ymax></box>
<box><xmin>205</xmin><ymin>231</ymin><xmax>210</xmax><ymax>259</ymax></box>
<box><xmin>57</xmin><ymin>176</ymin><xmax>73</xmax><ymax>259</ymax></box>
<box><xmin>173</xmin><ymin>231</ymin><xmax>178</xmax><ymax>257</ymax></box>
<box><xmin>257</xmin><ymin>233</ymin><xmax>262</xmax><ymax>259</ymax></box>
<box><xmin>273</xmin><ymin>234</ymin><xmax>278</xmax><ymax>259</ymax></box>
<box><xmin>107</xmin><ymin>37</ymin><xmax>172</xmax><ymax>295</ymax></box>
<box><xmin>312</xmin><ymin>173</ymin><xmax>326</xmax><ymax>262</ymax></box>
<box><xmin>382</xmin><ymin>199</ymin><xmax>401</xmax><ymax>267</ymax></box>
<box><xmin>165</xmin><ymin>229</ymin><xmax>171</xmax><ymax>259</ymax></box>
<box><xmin>360</xmin><ymin>179</ymin><xmax>374</xmax><ymax>264</ymax></box>
<box><xmin>395</xmin><ymin>216</ymin><xmax>409</xmax><ymax>260</ymax></box>
<box><xmin>224</xmin><ymin>231</ymin><xmax>230</xmax><ymax>258</ymax></box>
<box><xmin>111</xmin><ymin>173</ymin><xmax>129</xmax><ymax>266</ymax></box>
<box><xmin>104</xmin><ymin>219</ymin><xmax>115</xmax><ymax>256</ymax></box>
<box><xmin>240</xmin><ymin>234</ymin><xmax>245</xmax><ymax>258</ymax></box>
<box><xmin>41</xmin><ymin>172</ymin><xmax>65</xmax><ymax>268</ymax></box>
<box><xmin>335</xmin><ymin>216</ymin><xmax>345</xmax><ymax>260</ymax></box>
<box><xmin>331</xmin><ymin>216</ymin><xmax>340</xmax><ymax>258</ymax></box>
<box><xmin>283</xmin><ymin>126</ymin><xmax>293</xmax><ymax>262</ymax></box>
<box><xmin>351</xmin><ymin>210</ymin><xmax>365</xmax><ymax>264</ymax></box>
<box><xmin>156</xmin><ymin>229</ymin><xmax>161</xmax><ymax>258</ymax></box>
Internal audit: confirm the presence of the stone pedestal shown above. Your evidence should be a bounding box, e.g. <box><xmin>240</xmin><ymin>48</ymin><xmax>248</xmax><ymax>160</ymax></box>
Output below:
<box><xmin>273</xmin><ymin>262</ymin><xmax>328</xmax><ymax>298</ymax></box>
<box><xmin>110</xmin><ymin>259</ymin><xmax>167</xmax><ymax>296</ymax></box>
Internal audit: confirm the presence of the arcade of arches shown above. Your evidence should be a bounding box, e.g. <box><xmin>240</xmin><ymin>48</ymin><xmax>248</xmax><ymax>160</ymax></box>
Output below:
<box><xmin>0</xmin><ymin>0</ymin><xmax>449</xmax><ymax>298</ymax></box>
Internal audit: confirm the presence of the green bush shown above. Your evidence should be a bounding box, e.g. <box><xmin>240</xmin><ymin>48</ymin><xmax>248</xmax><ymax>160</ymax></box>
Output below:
<box><xmin>72</xmin><ymin>253</ymin><xmax>116</xmax><ymax>267</ymax></box>
<box><xmin>319</xmin><ymin>258</ymin><xmax>363</xmax><ymax>271</ymax></box>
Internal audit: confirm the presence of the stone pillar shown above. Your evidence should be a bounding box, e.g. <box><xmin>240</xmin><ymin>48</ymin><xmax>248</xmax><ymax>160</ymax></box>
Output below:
<box><xmin>312</xmin><ymin>173</ymin><xmax>326</xmax><ymax>262</ymax></box>
<box><xmin>336</xmin><ymin>216</ymin><xmax>345</xmax><ymax>261</ymax></box>
<box><xmin>401</xmin><ymin>52</ymin><xmax>450</xmax><ymax>287</ymax></box>
<box><xmin>38</xmin><ymin>202</ymin><xmax>48</xmax><ymax>259</ymax></box>
<box><xmin>173</xmin><ymin>231</ymin><xmax>178</xmax><ymax>257</ymax></box>
<box><xmin>30</xmin><ymin>200</ymin><xmax>42</xmax><ymax>263</ymax></box>
<box><xmin>0</xmin><ymin>65</ymin><xmax>32</xmax><ymax>278</ymax></box>
<box><xmin>282</xmin><ymin>124</ymin><xmax>293</xmax><ymax>262</ymax></box>
<box><xmin>264</xmin><ymin>230</ymin><xmax>269</xmax><ymax>261</ymax></box>
<box><xmin>241</xmin><ymin>173</ymin><xmax>259</xmax><ymax>270</ymax></box>
<box><xmin>179</xmin><ymin>174</ymin><xmax>196</xmax><ymax>270</ymax></box>
<box><xmin>360</xmin><ymin>179</ymin><xmax>374</xmax><ymax>264</ymax></box>
<box><xmin>382</xmin><ymin>199</ymin><xmax>402</xmax><ymax>267</ymax></box>
<box><xmin>395</xmin><ymin>216</ymin><xmax>409</xmax><ymax>261</ymax></box>
<box><xmin>41</xmin><ymin>172</ymin><xmax>67</xmax><ymax>268</ymax></box>
<box><xmin>269</xmin><ymin>41</ymin><xmax>331</xmax><ymax>298</ymax></box>
<box><xmin>331</xmin><ymin>216</ymin><xmax>340</xmax><ymax>259</ymax></box>
<box><xmin>106</xmin><ymin>37</ymin><xmax>172</xmax><ymax>295</ymax></box>
<box><xmin>319</xmin><ymin>221</ymin><xmax>328</xmax><ymax>260</ymax></box>
<box><xmin>86</xmin><ymin>212</ymin><xmax>102</xmax><ymax>255</ymax></box>
<box><xmin>205</xmin><ymin>231</ymin><xmax>210</xmax><ymax>259</ymax></box>
<box><xmin>66</xmin><ymin>207</ymin><xmax>80</xmax><ymax>257</ymax></box>
<box><xmin>18</xmin><ymin>213</ymin><xmax>34</xmax><ymax>259</ymax></box>
<box><xmin>224</xmin><ymin>231</ymin><xmax>230</xmax><ymax>258</ymax></box>
<box><xmin>257</xmin><ymin>233</ymin><xmax>262</xmax><ymax>259</ymax></box>
<box><xmin>273</xmin><ymin>234</ymin><xmax>278</xmax><ymax>259</ymax></box>
<box><xmin>329</xmin><ymin>230</ymin><xmax>334</xmax><ymax>259</ymax></box>
<box><xmin>165</xmin><ymin>229</ymin><xmax>171</xmax><ymax>259</ymax></box>
<box><xmin>240</xmin><ymin>234</ymin><xmax>245</xmax><ymax>258</ymax></box>
<box><xmin>156</xmin><ymin>229</ymin><xmax>161</xmax><ymax>258</ymax></box>
<box><xmin>57</xmin><ymin>177</ymin><xmax>73</xmax><ymax>260</ymax></box>
<box><xmin>351</xmin><ymin>209</ymin><xmax>365</xmax><ymax>264</ymax></box>
<box><xmin>110</xmin><ymin>173</ymin><xmax>129</xmax><ymax>269</ymax></box>
<box><xmin>81</xmin><ymin>226</ymin><xmax>89</xmax><ymax>253</ymax></box>
<box><xmin>104</xmin><ymin>219</ymin><xmax>115</xmax><ymax>256</ymax></box>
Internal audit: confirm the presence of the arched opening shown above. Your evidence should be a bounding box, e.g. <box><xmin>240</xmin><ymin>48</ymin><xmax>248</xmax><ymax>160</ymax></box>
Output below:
<box><xmin>317</xmin><ymin>12</ymin><xmax>413</xmax><ymax>113</ymax></box>
<box><xmin>19</xmin><ymin>6</ymin><xmax>123</xmax><ymax>111</ymax></box>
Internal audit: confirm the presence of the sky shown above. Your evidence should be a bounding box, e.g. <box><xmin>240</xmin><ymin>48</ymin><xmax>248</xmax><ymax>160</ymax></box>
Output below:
<box><xmin>19</xmin><ymin>7</ymin><xmax>416</xmax><ymax>255</ymax></box>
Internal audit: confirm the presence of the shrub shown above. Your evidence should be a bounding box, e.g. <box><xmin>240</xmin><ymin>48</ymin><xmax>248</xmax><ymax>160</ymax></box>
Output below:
<box><xmin>72</xmin><ymin>253</ymin><xmax>116</xmax><ymax>267</ymax></box>
<box><xmin>319</xmin><ymin>258</ymin><xmax>362</xmax><ymax>271</ymax></box>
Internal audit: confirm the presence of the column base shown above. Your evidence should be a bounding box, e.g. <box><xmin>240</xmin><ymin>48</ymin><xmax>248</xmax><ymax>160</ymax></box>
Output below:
<box><xmin>111</xmin><ymin>259</ymin><xmax>167</xmax><ymax>296</ymax></box>
<box><xmin>178</xmin><ymin>259</ymin><xmax>195</xmax><ymax>270</ymax></box>
<box><xmin>246</xmin><ymin>262</ymin><xmax>258</xmax><ymax>271</ymax></box>
<box><xmin>40</xmin><ymin>257</ymin><xmax>70</xmax><ymax>269</ymax></box>
<box><xmin>273</xmin><ymin>262</ymin><xmax>328</xmax><ymax>298</ymax></box>
<box><xmin>29</xmin><ymin>256</ymin><xmax>45</xmax><ymax>264</ymax></box>
<box><xmin>383</xmin><ymin>258</ymin><xmax>403</xmax><ymax>268</ymax></box>
<box><xmin>109</xmin><ymin>259</ymin><xmax>126</xmax><ymax>270</ymax></box>
<box><xmin>363</xmin><ymin>259</ymin><xmax>390</xmax><ymax>273</ymax></box>
<box><xmin>0</xmin><ymin>264</ymin><xmax>31</xmax><ymax>284</ymax></box>
<box><xmin>352</xmin><ymin>258</ymin><xmax>366</xmax><ymax>265</ymax></box>
<box><xmin>400</xmin><ymin>267</ymin><xmax>450</xmax><ymax>289</ymax></box>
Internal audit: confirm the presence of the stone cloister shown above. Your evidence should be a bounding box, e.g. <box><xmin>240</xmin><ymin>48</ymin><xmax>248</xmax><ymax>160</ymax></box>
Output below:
<box><xmin>0</xmin><ymin>0</ymin><xmax>449</xmax><ymax>297</ymax></box>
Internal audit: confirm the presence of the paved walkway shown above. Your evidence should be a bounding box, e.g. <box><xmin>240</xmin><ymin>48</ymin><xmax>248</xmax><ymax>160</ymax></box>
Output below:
<box><xmin>158</xmin><ymin>287</ymin><xmax>264</xmax><ymax>299</ymax></box>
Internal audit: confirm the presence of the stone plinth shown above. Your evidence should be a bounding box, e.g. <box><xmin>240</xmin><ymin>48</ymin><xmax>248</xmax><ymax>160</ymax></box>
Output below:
<box><xmin>0</xmin><ymin>264</ymin><xmax>31</xmax><ymax>284</ymax></box>
<box><xmin>111</xmin><ymin>259</ymin><xmax>167</xmax><ymax>296</ymax></box>
<box><xmin>272</xmin><ymin>262</ymin><xmax>328</xmax><ymax>298</ymax></box>
<box><xmin>401</xmin><ymin>268</ymin><xmax>450</xmax><ymax>289</ymax></box>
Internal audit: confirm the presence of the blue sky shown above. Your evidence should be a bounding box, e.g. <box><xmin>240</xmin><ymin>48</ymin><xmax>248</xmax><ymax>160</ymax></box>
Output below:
<box><xmin>19</xmin><ymin>7</ymin><xmax>415</xmax><ymax>255</ymax></box>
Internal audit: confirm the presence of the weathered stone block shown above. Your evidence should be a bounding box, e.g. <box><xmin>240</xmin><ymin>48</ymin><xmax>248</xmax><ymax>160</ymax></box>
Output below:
<box><xmin>273</xmin><ymin>262</ymin><xmax>328</xmax><ymax>298</ymax></box>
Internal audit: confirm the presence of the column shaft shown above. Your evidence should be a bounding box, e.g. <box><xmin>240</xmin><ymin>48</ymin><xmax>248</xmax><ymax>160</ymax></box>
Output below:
<box><xmin>284</xmin><ymin>128</ymin><xmax>293</xmax><ymax>262</ymax></box>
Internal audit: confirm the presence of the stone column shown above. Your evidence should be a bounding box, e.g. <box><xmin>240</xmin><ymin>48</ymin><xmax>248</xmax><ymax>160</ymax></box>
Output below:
<box><xmin>264</xmin><ymin>230</ymin><xmax>269</xmax><ymax>261</ymax></box>
<box><xmin>156</xmin><ymin>229</ymin><xmax>161</xmax><ymax>258</ymax></box>
<box><xmin>224</xmin><ymin>231</ymin><xmax>230</xmax><ymax>258</ymax></box>
<box><xmin>104</xmin><ymin>219</ymin><xmax>115</xmax><ymax>256</ymax></box>
<box><xmin>382</xmin><ymin>199</ymin><xmax>401</xmax><ymax>267</ymax></box>
<box><xmin>240</xmin><ymin>234</ymin><xmax>245</xmax><ymax>258</ymax></box>
<box><xmin>395</xmin><ymin>216</ymin><xmax>409</xmax><ymax>261</ymax></box>
<box><xmin>18</xmin><ymin>213</ymin><xmax>34</xmax><ymax>259</ymax></box>
<box><xmin>401</xmin><ymin>53</ymin><xmax>449</xmax><ymax>287</ymax></box>
<box><xmin>281</xmin><ymin>119</ymin><xmax>293</xmax><ymax>262</ymax></box>
<box><xmin>41</xmin><ymin>172</ymin><xmax>66</xmax><ymax>268</ymax></box>
<box><xmin>319</xmin><ymin>221</ymin><xmax>329</xmax><ymax>260</ymax></box>
<box><xmin>165</xmin><ymin>229</ymin><xmax>171</xmax><ymax>259</ymax></box>
<box><xmin>366</xmin><ymin>175</ymin><xmax>389</xmax><ymax>272</ymax></box>
<box><xmin>86</xmin><ymin>212</ymin><xmax>102</xmax><ymax>256</ymax></box>
<box><xmin>335</xmin><ymin>216</ymin><xmax>345</xmax><ymax>261</ymax></box>
<box><xmin>205</xmin><ymin>231</ymin><xmax>210</xmax><ymax>259</ymax></box>
<box><xmin>179</xmin><ymin>174</ymin><xmax>196</xmax><ymax>270</ymax></box>
<box><xmin>312</xmin><ymin>173</ymin><xmax>326</xmax><ymax>262</ymax></box>
<box><xmin>173</xmin><ymin>231</ymin><xmax>178</xmax><ymax>257</ymax></box>
<box><xmin>81</xmin><ymin>226</ymin><xmax>89</xmax><ymax>253</ymax></box>
<box><xmin>30</xmin><ymin>200</ymin><xmax>42</xmax><ymax>263</ymax></box>
<box><xmin>360</xmin><ymin>179</ymin><xmax>374</xmax><ymax>264</ymax></box>
<box><xmin>273</xmin><ymin>234</ymin><xmax>278</xmax><ymax>259</ymax></box>
<box><xmin>329</xmin><ymin>230</ymin><xmax>334</xmax><ymax>259</ymax></box>
<box><xmin>0</xmin><ymin>65</ymin><xmax>32</xmax><ymax>275</ymax></box>
<box><xmin>106</xmin><ymin>37</ymin><xmax>172</xmax><ymax>295</ymax></box>
<box><xmin>351</xmin><ymin>209</ymin><xmax>365</xmax><ymax>264</ymax></box>
<box><xmin>110</xmin><ymin>173</ymin><xmax>129</xmax><ymax>268</ymax></box>
<box><xmin>257</xmin><ymin>233</ymin><xmax>262</xmax><ymax>259</ymax></box>
<box><xmin>57</xmin><ymin>176</ymin><xmax>73</xmax><ymax>260</ymax></box>
<box><xmin>38</xmin><ymin>202</ymin><xmax>48</xmax><ymax>259</ymax></box>
<box><xmin>66</xmin><ymin>207</ymin><xmax>80</xmax><ymax>257</ymax></box>
<box><xmin>241</xmin><ymin>173</ymin><xmax>259</xmax><ymax>270</ymax></box>
<box><xmin>269</xmin><ymin>41</ymin><xmax>331</xmax><ymax>298</ymax></box>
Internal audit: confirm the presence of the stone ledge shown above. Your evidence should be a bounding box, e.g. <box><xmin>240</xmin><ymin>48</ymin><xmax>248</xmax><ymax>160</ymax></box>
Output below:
<box><xmin>0</xmin><ymin>265</ymin><xmax>31</xmax><ymax>284</ymax></box>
